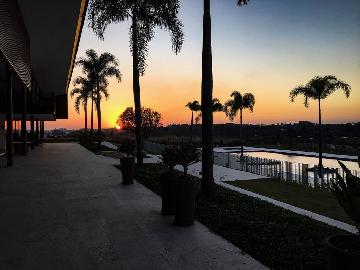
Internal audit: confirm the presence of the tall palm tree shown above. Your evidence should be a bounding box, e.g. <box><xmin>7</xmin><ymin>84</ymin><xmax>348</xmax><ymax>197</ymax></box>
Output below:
<box><xmin>76</xmin><ymin>49</ymin><xmax>122</xmax><ymax>149</ymax></box>
<box><xmin>88</xmin><ymin>0</ymin><xmax>184</xmax><ymax>165</ymax></box>
<box><xmin>186</xmin><ymin>100</ymin><xmax>201</xmax><ymax>142</ymax></box>
<box><xmin>201</xmin><ymin>0</ymin><xmax>250</xmax><ymax>196</ymax></box>
<box><xmin>290</xmin><ymin>75</ymin><xmax>351</xmax><ymax>181</ymax></box>
<box><xmin>224</xmin><ymin>91</ymin><xmax>255</xmax><ymax>157</ymax></box>
<box><xmin>70</xmin><ymin>76</ymin><xmax>93</xmax><ymax>137</ymax></box>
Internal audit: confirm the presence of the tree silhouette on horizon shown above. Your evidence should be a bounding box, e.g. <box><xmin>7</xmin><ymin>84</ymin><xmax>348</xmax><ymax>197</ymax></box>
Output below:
<box><xmin>88</xmin><ymin>0</ymin><xmax>184</xmax><ymax>165</ymax></box>
<box><xmin>224</xmin><ymin>91</ymin><xmax>255</xmax><ymax>157</ymax></box>
<box><xmin>76</xmin><ymin>49</ymin><xmax>122</xmax><ymax>149</ymax></box>
<box><xmin>201</xmin><ymin>0</ymin><xmax>250</xmax><ymax>196</ymax></box>
<box><xmin>290</xmin><ymin>75</ymin><xmax>351</xmax><ymax>182</ymax></box>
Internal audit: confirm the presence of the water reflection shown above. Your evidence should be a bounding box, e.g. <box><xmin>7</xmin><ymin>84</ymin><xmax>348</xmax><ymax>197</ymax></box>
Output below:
<box><xmin>245</xmin><ymin>151</ymin><xmax>358</xmax><ymax>171</ymax></box>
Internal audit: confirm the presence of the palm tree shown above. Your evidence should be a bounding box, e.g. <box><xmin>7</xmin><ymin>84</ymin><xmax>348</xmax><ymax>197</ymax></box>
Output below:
<box><xmin>70</xmin><ymin>76</ymin><xmax>93</xmax><ymax>137</ymax></box>
<box><xmin>201</xmin><ymin>0</ymin><xmax>250</xmax><ymax>196</ymax></box>
<box><xmin>186</xmin><ymin>100</ymin><xmax>201</xmax><ymax>142</ymax></box>
<box><xmin>224</xmin><ymin>91</ymin><xmax>255</xmax><ymax>157</ymax></box>
<box><xmin>88</xmin><ymin>0</ymin><xmax>184</xmax><ymax>165</ymax></box>
<box><xmin>290</xmin><ymin>75</ymin><xmax>351</xmax><ymax>181</ymax></box>
<box><xmin>212</xmin><ymin>98</ymin><xmax>223</xmax><ymax>113</ymax></box>
<box><xmin>76</xmin><ymin>49</ymin><xmax>122</xmax><ymax>149</ymax></box>
<box><xmin>194</xmin><ymin>98</ymin><xmax>224</xmax><ymax>124</ymax></box>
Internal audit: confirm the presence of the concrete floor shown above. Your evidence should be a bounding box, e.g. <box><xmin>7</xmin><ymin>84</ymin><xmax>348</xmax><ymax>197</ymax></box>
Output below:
<box><xmin>0</xmin><ymin>143</ymin><xmax>267</xmax><ymax>270</ymax></box>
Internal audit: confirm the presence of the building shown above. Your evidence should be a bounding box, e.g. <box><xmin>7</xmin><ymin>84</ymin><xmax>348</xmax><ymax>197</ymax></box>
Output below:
<box><xmin>0</xmin><ymin>0</ymin><xmax>88</xmax><ymax>166</ymax></box>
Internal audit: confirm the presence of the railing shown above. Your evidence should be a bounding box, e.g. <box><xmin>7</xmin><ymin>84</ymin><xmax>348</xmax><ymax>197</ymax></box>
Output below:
<box><xmin>213</xmin><ymin>152</ymin><xmax>360</xmax><ymax>188</ymax></box>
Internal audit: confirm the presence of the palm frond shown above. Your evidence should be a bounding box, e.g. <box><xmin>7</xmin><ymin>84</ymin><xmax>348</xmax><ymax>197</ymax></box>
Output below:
<box><xmin>237</xmin><ymin>0</ymin><xmax>250</xmax><ymax>6</ymax></box>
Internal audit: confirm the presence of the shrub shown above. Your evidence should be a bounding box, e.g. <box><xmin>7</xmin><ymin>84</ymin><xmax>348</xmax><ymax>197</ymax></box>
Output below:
<box><xmin>161</xmin><ymin>145</ymin><xmax>177</xmax><ymax>171</ymax></box>
<box><xmin>118</xmin><ymin>139</ymin><xmax>136</xmax><ymax>157</ymax></box>
<box><xmin>330</xmin><ymin>155</ymin><xmax>360</xmax><ymax>233</ymax></box>
<box><xmin>173</xmin><ymin>142</ymin><xmax>199</xmax><ymax>175</ymax></box>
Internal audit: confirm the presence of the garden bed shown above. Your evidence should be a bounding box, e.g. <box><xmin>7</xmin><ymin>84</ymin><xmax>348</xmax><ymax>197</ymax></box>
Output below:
<box><xmin>226</xmin><ymin>179</ymin><xmax>353</xmax><ymax>225</ymax></box>
<box><xmin>135</xmin><ymin>163</ymin><xmax>343</xmax><ymax>270</ymax></box>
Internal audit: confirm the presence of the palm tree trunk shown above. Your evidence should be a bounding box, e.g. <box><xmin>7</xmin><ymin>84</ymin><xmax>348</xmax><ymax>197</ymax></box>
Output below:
<box><xmin>190</xmin><ymin>111</ymin><xmax>194</xmax><ymax>142</ymax></box>
<box><xmin>96</xmin><ymin>89</ymin><xmax>101</xmax><ymax>150</ymax></box>
<box><xmin>240</xmin><ymin>108</ymin><xmax>243</xmax><ymax>157</ymax></box>
<box><xmin>84</xmin><ymin>100</ymin><xmax>88</xmax><ymax>144</ymax></box>
<box><xmin>132</xmin><ymin>14</ymin><xmax>143</xmax><ymax>166</ymax></box>
<box><xmin>318</xmin><ymin>98</ymin><xmax>323</xmax><ymax>183</ymax></box>
<box><xmin>91</xmin><ymin>94</ymin><xmax>94</xmax><ymax>135</ymax></box>
<box><xmin>201</xmin><ymin>0</ymin><xmax>214</xmax><ymax>196</ymax></box>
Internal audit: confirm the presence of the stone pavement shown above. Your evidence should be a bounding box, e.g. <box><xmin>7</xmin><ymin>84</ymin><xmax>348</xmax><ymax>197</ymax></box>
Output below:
<box><xmin>0</xmin><ymin>143</ymin><xmax>267</xmax><ymax>270</ymax></box>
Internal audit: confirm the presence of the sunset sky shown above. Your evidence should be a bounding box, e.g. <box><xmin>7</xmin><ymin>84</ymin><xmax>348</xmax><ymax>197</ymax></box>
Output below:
<box><xmin>48</xmin><ymin>0</ymin><xmax>360</xmax><ymax>130</ymax></box>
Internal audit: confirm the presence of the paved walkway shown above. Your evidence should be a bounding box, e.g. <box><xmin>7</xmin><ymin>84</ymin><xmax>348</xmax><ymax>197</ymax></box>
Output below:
<box><xmin>0</xmin><ymin>143</ymin><xmax>267</xmax><ymax>270</ymax></box>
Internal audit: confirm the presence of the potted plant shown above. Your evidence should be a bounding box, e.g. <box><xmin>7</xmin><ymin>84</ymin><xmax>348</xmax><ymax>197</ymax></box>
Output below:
<box><xmin>328</xmin><ymin>156</ymin><xmax>360</xmax><ymax>270</ymax></box>
<box><xmin>160</xmin><ymin>146</ymin><xmax>177</xmax><ymax>215</ymax></box>
<box><xmin>173</xmin><ymin>142</ymin><xmax>199</xmax><ymax>226</ymax></box>
<box><xmin>118</xmin><ymin>139</ymin><xmax>136</xmax><ymax>185</ymax></box>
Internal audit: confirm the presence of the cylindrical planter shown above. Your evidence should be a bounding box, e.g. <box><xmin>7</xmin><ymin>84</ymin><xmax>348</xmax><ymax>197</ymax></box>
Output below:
<box><xmin>327</xmin><ymin>234</ymin><xmax>360</xmax><ymax>270</ymax></box>
<box><xmin>174</xmin><ymin>175</ymin><xmax>196</xmax><ymax>226</ymax></box>
<box><xmin>160</xmin><ymin>171</ymin><xmax>176</xmax><ymax>215</ymax></box>
<box><xmin>120</xmin><ymin>156</ymin><xmax>135</xmax><ymax>185</ymax></box>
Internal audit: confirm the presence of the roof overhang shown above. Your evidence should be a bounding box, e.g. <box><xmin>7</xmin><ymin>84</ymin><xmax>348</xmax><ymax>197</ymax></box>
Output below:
<box><xmin>17</xmin><ymin>0</ymin><xmax>88</xmax><ymax>96</ymax></box>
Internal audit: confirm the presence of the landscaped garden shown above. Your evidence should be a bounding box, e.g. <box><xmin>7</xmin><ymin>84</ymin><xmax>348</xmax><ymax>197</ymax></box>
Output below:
<box><xmin>226</xmin><ymin>178</ymin><xmax>354</xmax><ymax>225</ymax></box>
<box><xmin>134</xmin><ymin>163</ymin><xmax>343</xmax><ymax>270</ymax></box>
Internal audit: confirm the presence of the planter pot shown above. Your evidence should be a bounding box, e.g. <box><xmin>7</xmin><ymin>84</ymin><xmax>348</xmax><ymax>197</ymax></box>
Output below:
<box><xmin>160</xmin><ymin>171</ymin><xmax>176</xmax><ymax>215</ymax></box>
<box><xmin>174</xmin><ymin>175</ymin><xmax>196</xmax><ymax>226</ymax></box>
<box><xmin>327</xmin><ymin>234</ymin><xmax>360</xmax><ymax>270</ymax></box>
<box><xmin>120</xmin><ymin>157</ymin><xmax>135</xmax><ymax>185</ymax></box>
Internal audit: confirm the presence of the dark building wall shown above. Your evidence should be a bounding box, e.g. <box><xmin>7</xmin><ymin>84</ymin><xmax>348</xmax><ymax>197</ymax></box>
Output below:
<box><xmin>0</xmin><ymin>0</ymin><xmax>31</xmax><ymax>90</ymax></box>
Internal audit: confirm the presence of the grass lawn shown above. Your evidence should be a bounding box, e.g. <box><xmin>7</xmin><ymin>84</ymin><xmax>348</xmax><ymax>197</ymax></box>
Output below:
<box><xmin>134</xmin><ymin>164</ymin><xmax>344</xmax><ymax>270</ymax></box>
<box><xmin>225</xmin><ymin>179</ymin><xmax>353</xmax><ymax>225</ymax></box>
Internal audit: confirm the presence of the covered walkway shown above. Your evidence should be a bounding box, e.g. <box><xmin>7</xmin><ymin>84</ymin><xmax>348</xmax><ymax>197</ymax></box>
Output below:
<box><xmin>0</xmin><ymin>143</ymin><xmax>266</xmax><ymax>269</ymax></box>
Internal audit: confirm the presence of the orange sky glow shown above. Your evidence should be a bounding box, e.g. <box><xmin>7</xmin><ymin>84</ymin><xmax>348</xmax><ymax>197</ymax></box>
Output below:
<box><xmin>46</xmin><ymin>0</ymin><xmax>360</xmax><ymax>130</ymax></box>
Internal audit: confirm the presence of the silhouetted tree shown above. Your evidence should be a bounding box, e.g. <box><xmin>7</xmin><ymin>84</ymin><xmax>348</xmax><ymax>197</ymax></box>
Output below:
<box><xmin>186</xmin><ymin>100</ymin><xmax>201</xmax><ymax>141</ymax></box>
<box><xmin>290</xmin><ymin>75</ymin><xmax>351</xmax><ymax>180</ymax></box>
<box><xmin>117</xmin><ymin>107</ymin><xmax>163</xmax><ymax>139</ymax></box>
<box><xmin>88</xmin><ymin>0</ymin><xmax>184</xmax><ymax>165</ymax></box>
<box><xmin>76</xmin><ymin>49</ymin><xmax>122</xmax><ymax>149</ymax></box>
<box><xmin>224</xmin><ymin>91</ymin><xmax>255</xmax><ymax>156</ymax></box>
<box><xmin>194</xmin><ymin>98</ymin><xmax>224</xmax><ymax>124</ymax></box>
<box><xmin>70</xmin><ymin>76</ymin><xmax>93</xmax><ymax>137</ymax></box>
<box><xmin>201</xmin><ymin>0</ymin><xmax>250</xmax><ymax>196</ymax></box>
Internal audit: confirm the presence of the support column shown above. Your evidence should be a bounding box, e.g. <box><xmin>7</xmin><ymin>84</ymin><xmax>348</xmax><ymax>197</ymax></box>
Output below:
<box><xmin>21</xmin><ymin>88</ymin><xmax>27</xmax><ymax>156</ymax></box>
<box><xmin>40</xmin><ymin>121</ymin><xmax>44</xmax><ymax>142</ymax></box>
<box><xmin>30</xmin><ymin>116</ymin><xmax>34</xmax><ymax>150</ymax></box>
<box><xmin>5</xmin><ymin>65</ymin><xmax>13</xmax><ymax>167</ymax></box>
<box><xmin>35</xmin><ymin>118</ymin><xmax>39</xmax><ymax>146</ymax></box>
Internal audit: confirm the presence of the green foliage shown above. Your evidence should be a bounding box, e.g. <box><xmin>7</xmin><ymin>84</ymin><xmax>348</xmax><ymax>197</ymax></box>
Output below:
<box><xmin>161</xmin><ymin>146</ymin><xmax>177</xmax><ymax>171</ymax></box>
<box><xmin>330</xmin><ymin>156</ymin><xmax>360</xmax><ymax>232</ymax></box>
<box><xmin>173</xmin><ymin>142</ymin><xmax>199</xmax><ymax>174</ymax></box>
<box><xmin>135</xmin><ymin>163</ymin><xmax>342</xmax><ymax>270</ymax></box>
<box><xmin>118</xmin><ymin>139</ymin><xmax>136</xmax><ymax>157</ymax></box>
